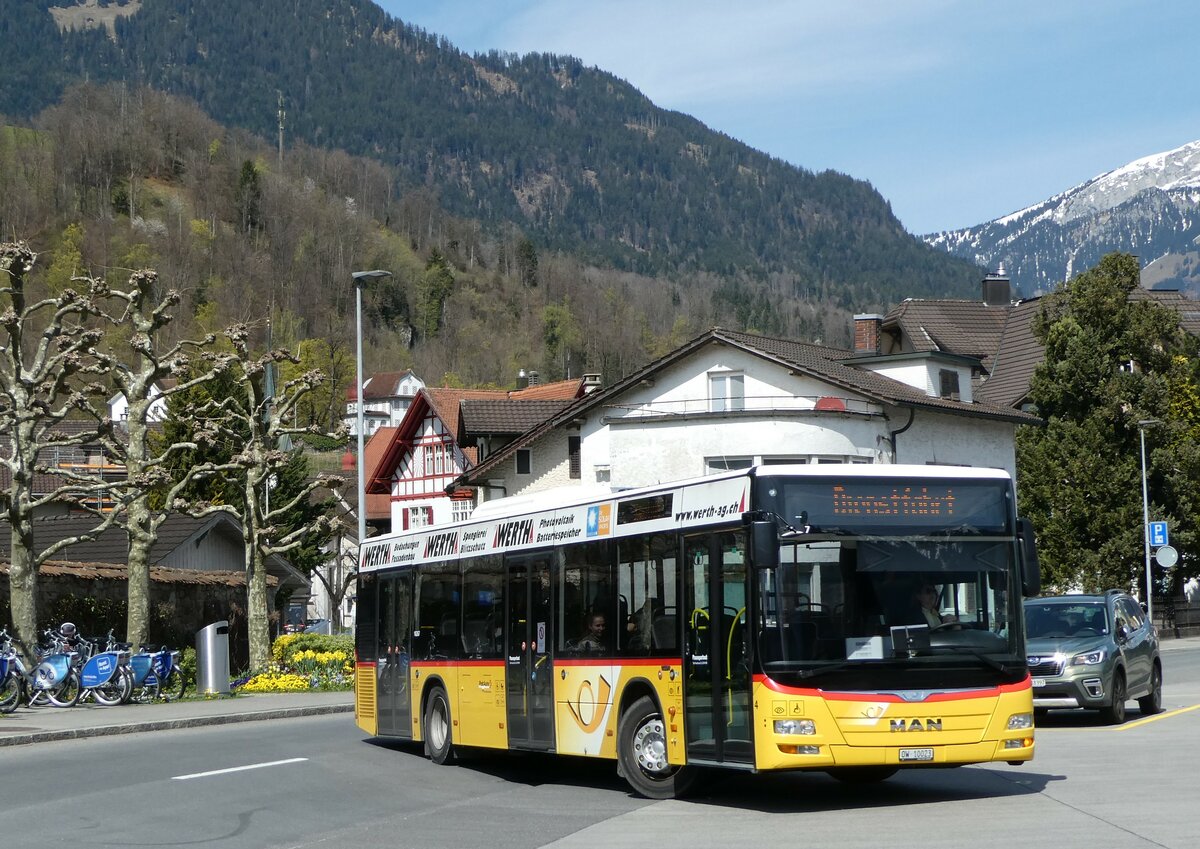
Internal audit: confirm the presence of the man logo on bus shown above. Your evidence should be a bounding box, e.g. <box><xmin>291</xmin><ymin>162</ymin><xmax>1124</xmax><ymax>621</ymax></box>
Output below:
<box><xmin>890</xmin><ymin>718</ymin><xmax>942</xmax><ymax>732</ymax></box>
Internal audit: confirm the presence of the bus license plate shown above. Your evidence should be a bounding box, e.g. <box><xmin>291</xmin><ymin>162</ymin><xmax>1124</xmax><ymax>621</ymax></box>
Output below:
<box><xmin>1032</xmin><ymin>677</ymin><xmax>1046</xmax><ymax>688</ymax></box>
<box><xmin>899</xmin><ymin>748</ymin><xmax>934</xmax><ymax>762</ymax></box>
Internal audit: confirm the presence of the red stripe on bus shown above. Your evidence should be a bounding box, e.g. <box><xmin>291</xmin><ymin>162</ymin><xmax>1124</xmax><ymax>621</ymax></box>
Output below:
<box><xmin>755</xmin><ymin>673</ymin><xmax>1030</xmax><ymax>700</ymax></box>
<box><xmin>554</xmin><ymin>656</ymin><xmax>680</xmax><ymax>668</ymax></box>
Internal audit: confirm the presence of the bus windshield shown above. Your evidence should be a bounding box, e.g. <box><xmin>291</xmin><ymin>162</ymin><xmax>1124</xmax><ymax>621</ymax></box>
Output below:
<box><xmin>756</xmin><ymin>536</ymin><xmax>1024</xmax><ymax>689</ymax></box>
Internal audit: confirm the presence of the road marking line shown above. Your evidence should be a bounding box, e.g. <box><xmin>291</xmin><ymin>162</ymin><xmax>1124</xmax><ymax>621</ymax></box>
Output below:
<box><xmin>172</xmin><ymin>757</ymin><xmax>309</xmax><ymax>780</ymax></box>
<box><xmin>1113</xmin><ymin>703</ymin><xmax>1200</xmax><ymax>731</ymax></box>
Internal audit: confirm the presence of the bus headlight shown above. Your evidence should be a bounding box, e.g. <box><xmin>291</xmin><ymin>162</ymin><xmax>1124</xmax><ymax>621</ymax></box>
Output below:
<box><xmin>1007</xmin><ymin>713</ymin><xmax>1033</xmax><ymax>730</ymax></box>
<box><xmin>774</xmin><ymin>719</ymin><xmax>816</xmax><ymax>735</ymax></box>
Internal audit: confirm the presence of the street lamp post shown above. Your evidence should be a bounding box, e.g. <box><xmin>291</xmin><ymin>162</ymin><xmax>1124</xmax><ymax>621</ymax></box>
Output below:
<box><xmin>352</xmin><ymin>270</ymin><xmax>392</xmax><ymax>557</ymax></box>
<box><xmin>1138</xmin><ymin>419</ymin><xmax>1160</xmax><ymax>622</ymax></box>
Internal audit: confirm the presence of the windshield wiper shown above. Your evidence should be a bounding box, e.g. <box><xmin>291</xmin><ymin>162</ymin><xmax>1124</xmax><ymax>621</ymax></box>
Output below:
<box><xmin>922</xmin><ymin>644</ymin><xmax>1011</xmax><ymax>673</ymax></box>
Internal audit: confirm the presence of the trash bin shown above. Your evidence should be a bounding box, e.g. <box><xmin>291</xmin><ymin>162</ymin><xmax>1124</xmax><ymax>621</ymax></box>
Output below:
<box><xmin>195</xmin><ymin>620</ymin><xmax>230</xmax><ymax>695</ymax></box>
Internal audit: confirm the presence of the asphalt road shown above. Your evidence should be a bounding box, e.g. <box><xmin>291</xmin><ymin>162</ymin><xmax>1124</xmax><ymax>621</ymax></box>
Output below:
<box><xmin>4</xmin><ymin>640</ymin><xmax>1199</xmax><ymax>849</ymax></box>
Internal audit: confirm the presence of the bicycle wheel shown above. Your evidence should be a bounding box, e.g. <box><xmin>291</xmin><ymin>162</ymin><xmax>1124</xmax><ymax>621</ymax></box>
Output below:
<box><xmin>46</xmin><ymin>669</ymin><xmax>81</xmax><ymax>707</ymax></box>
<box><xmin>0</xmin><ymin>670</ymin><xmax>21</xmax><ymax>714</ymax></box>
<box><xmin>159</xmin><ymin>667</ymin><xmax>186</xmax><ymax>702</ymax></box>
<box><xmin>91</xmin><ymin>671</ymin><xmax>126</xmax><ymax>706</ymax></box>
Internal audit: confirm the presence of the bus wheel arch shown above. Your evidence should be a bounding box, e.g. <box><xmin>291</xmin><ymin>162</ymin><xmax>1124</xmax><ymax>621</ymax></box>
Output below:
<box><xmin>422</xmin><ymin>679</ymin><xmax>456</xmax><ymax>764</ymax></box>
<box><xmin>616</xmin><ymin>693</ymin><xmax>698</xmax><ymax>799</ymax></box>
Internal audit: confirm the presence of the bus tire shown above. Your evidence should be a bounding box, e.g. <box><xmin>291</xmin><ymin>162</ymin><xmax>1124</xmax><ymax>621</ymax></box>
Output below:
<box><xmin>423</xmin><ymin>685</ymin><xmax>456</xmax><ymax>765</ymax></box>
<box><xmin>617</xmin><ymin>695</ymin><xmax>697</xmax><ymax>799</ymax></box>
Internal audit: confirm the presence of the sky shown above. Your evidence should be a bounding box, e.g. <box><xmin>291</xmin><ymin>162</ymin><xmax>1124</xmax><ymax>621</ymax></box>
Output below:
<box><xmin>374</xmin><ymin>1</ymin><xmax>1200</xmax><ymax>236</ymax></box>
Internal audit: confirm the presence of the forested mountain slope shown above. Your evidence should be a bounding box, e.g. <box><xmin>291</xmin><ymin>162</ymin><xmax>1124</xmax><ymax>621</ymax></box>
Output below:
<box><xmin>3</xmin><ymin>0</ymin><xmax>980</xmax><ymax>306</ymax></box>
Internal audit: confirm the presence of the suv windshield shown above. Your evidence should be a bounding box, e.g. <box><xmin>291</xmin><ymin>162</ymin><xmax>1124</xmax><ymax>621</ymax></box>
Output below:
<box><xmin>1024</xmin><ymin>601</ymin><xmax>1109</xmax><ymax>639</ymax></box>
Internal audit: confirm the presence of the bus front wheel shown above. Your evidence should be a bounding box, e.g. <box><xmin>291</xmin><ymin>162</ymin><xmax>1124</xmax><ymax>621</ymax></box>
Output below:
<box><xmin>617</xmin><ymin>696</ymin><xmax>698</xmax><ymax>799</ymax></box>
<box><xmin>423</xmin><ymin>685</ymin><xmax>456</xmax><ymax>765</ymax></box>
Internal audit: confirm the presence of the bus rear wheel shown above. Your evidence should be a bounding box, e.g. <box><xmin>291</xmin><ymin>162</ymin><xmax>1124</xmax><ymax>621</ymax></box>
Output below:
<box><xmin>423</xmin><ymin>685</ymin><xmax>456</xmax><ymax>765</ymax></box>
<box><xmin>617</xmin><ymin>696</ymin><xmax>698</xmax><ymax>799</ymax></box>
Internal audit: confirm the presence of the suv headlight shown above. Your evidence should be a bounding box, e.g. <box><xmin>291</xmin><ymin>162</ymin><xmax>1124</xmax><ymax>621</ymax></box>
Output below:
<box><xmin>1071</xmin><ymin>648</ymin><xmax>1107</xmax><ymax>666</ymax></box>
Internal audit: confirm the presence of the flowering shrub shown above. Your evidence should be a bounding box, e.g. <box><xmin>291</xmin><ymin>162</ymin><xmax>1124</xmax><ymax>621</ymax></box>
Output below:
<box><xmin>236</xmin><ymin>634</ymin><xmax>355</xmax><ymax>693</ymax></box>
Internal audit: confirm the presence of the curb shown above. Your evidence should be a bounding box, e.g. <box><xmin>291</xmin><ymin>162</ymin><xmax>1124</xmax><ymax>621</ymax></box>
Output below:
<box><xmin>0</xmin><ymin>702</ymin><xmax>354</xmax><ymax>748</ymax></box>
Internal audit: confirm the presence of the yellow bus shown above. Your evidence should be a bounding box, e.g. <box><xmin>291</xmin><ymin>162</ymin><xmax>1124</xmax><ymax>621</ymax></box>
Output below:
<box><xmin>354</xmin><ymin>464</ymin><xmax>1041</xmax><ymax>798</ymax></box>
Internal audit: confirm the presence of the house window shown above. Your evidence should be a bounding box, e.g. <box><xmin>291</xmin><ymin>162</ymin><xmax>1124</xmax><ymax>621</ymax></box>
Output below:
<box><xmin>451</xmin><ymin>500</ymin><xmax>473</xmax><ymax>523</ymax></box>
<box><xmin>939</xmin><ymin>369</ymin><xmax>961</xmax><ymax>400</ymax></box>
<box><xmin>706</xmin><ymin>456</ymin><xmax>753</xmax><ymax>473</ymax></box>
<box><xmin>709</xmin><ymin>371</ymin><xmax>745</xmax><ymax>412</ymax></box>
<box><xmin>408</xmin><ymin>506</ymin><xmax>433</xmax><ymax>529</ymax></box>
<box><xmin>568</xmin><ymin>436</ymin><xmax>581</xmax><ymax>480</ymax></box>
<box><xmin>516</xmin><ymin>449</ymin><xmax>532</xmax><ymax>476</ymax></box>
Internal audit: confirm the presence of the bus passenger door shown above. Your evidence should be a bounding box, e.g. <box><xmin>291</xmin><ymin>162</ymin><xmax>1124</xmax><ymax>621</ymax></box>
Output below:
<box><xmin>378</xmin><ymin>571</ymin><xmax>414</xmax><ymax>737</ymax></box>
<box><xmin>506</xmin><ymin>554</ymin><xmax>555</xmax><ymax>750</ymax></box>
<box><xmin>683</xmin><ymin>531</ymin><xmax>753</xmax><ymax>765</ymax></box>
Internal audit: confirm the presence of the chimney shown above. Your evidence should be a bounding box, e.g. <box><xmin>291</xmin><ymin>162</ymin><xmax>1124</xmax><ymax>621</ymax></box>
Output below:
<box><xmin>854</xmin><ymin>314</ymin><xmax>883</xmax><ymax>354</ymax></box>
<box><xmin>582</xmin><ymin>373</ymin><xmax>603</xmax><ymax>394</ymax></box>
<box><xmin>526</xmin><ymin>370</ymin><xmax>541</xmax><ymax>386</ymax></box>
<box><xmin>982</xmin><ymin>263</ymin><xmax>1011</xmax><ymax>306</ymax></box>
<box><xmin>516</xmin><ymin>368</ymin><xmax>529</xmax><ymax>390</ymax></box>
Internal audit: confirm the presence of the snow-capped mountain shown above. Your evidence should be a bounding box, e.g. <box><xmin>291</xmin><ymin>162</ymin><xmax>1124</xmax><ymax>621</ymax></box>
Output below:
<box><xmin>925</xmin><ymin>140</ymin><xmax>1200</xmax><ymax>298</ymax></box>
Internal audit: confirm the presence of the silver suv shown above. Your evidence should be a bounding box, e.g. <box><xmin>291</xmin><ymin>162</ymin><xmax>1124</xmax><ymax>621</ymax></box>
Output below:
<box><xmin>1024</xmin><ymin>591</ymin><xmax>1163</xmax><ymax>724</ymax></box>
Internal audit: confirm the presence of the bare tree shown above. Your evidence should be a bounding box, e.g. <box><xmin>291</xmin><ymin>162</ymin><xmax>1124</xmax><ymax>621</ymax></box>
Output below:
<box><xmin>0</xmin><ymin>242</ymin><xmax>121</xmax><ymax>661</ymax></box>
<box><xmin>89</xmin><ymin>268</ymin><xmax>235</xmax><ymax>652</ymax></box>
<box><xmin>186</xmin><ymin>324</ymin><xmax>343</xmax><ymax>671</ymax></box>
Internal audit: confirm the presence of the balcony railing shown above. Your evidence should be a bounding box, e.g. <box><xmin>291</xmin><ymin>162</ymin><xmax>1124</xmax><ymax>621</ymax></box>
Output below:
<box><xmin>602</xmin><ymin>394</ymin><xmax>881</xmax><ymax>420</ymax></box>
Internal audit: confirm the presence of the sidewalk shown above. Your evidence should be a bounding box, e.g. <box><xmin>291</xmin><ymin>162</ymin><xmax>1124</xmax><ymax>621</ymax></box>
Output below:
<box><xmin>0</xmin><ymin>689</ymin><xmax>355</xmax><ymax>748</ymax></box>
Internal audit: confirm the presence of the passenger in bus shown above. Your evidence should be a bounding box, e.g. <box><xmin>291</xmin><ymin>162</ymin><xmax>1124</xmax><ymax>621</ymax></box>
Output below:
<box><xmin>575</xmin><ymin>612</ymin><xmax>608</xmax><ymax>651</ymax></box>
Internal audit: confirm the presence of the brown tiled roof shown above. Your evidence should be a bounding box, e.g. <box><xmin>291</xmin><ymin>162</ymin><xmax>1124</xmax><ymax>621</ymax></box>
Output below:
<box><xmin>363</xmin><ymin>426</ymin><xmax>398</xmax><ymax>521</ymax></box>
<box><xmin>508</xmin><ymin>378</ymin><xmax>585</xmax><ymax>400</ymax></box>
<box><xmin>424</xmin><ymin>388</ymin><xmax>513</xmax><ymax>440</ymax></box>
<box><xmin>977</xmin><ymin>289</ymin><xmax>1200</xmax><ymax>409</ymax></box>
<box><xmin>458</xmin><ymin>327</ymin><xmax>1039</xmax><ymax>485</ymax></box>
<box><xmin>361</xmin><ymin>370</ymin><xmax>418</xmax><ymax>400</ymax></box>
<box><xmin>0</xmin><ymin>561</ymin><xmax>269</xmax><ymax>587</ymax></box>
<box><xmin>881</xmin><ymin>299</ymin><xmax>1012</xmax><ymax>369</ymax></box>
<box><xmin>458</xmin><ymin>399</ymin><xmax>574</xmax><ymax>437</ymax></box>
<box><xmin>975</xmin><ymin>300</ymin><xmax>1045</xmax><ymax>409</ymax></box>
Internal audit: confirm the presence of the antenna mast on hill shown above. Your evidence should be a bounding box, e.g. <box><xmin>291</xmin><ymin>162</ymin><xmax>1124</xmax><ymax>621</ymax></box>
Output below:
<box><xmin>277</xmin><ymin>91</ymin><xmax>286</xmax><ymax>165</ymax></box>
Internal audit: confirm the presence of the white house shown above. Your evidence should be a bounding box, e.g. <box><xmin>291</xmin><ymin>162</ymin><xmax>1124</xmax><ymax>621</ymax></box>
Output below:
<box><xmin>345</xmin><ymin>370</ymin><xmax>426</xmax><ymax>438</ymax></box>
<box><xmin>456</xmin><ymin>327</ymin><xmax>1039</xmax><ymax>504</ymax></box>
<box><xmin>108</xmin><ymin>379</ymin><xmax>173</xmax><ymax>423</ymax></box>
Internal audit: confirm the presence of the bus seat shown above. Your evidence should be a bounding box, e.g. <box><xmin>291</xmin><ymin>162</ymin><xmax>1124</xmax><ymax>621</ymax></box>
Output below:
<box><xmin>462</xmin><ymin>617</ymin><xmax>489</xmax><ymax>655</ymax></box>
<box><xmin>652</xmin><ymin>614</ymin><xmax>677</xmax><ymax>651</ymax></box>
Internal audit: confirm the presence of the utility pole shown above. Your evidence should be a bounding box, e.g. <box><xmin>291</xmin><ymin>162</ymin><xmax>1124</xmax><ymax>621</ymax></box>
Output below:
<box><xmin>277</xmin><ymin>91</ymin><xmax>286</xmax><ymax>166</ymax></box>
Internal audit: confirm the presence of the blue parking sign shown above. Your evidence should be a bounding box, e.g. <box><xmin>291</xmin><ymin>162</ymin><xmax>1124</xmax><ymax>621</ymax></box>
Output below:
<box><xmin>1149</xmin><ymin>521</ymin><xmax>1169</xmax><ymax>547</ymax></box>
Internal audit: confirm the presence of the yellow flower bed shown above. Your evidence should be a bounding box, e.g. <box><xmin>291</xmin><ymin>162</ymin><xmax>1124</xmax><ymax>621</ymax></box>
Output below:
<box><xmin>239</xmin><ymin>671</ymin><xmax>312</xmax><ymax>693</ymax></box>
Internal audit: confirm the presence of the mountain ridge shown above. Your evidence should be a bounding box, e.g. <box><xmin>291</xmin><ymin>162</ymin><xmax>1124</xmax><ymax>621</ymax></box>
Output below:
<box><xmin>926</xmin><ymin>139</ymin><xmax>1200</xmax><ymax>298</ymax></box>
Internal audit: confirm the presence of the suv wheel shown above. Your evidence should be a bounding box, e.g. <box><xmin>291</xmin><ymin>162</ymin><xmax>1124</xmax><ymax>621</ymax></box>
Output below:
<box><xmin>1101</xmin><ymin>670</ymin><xmax>1126</xmax><ymax>725</ymax></box>
<box><xmin>1137</xmin><ymin>662</ymin><xmax>1163</xmax><ymax>715</ymax></box>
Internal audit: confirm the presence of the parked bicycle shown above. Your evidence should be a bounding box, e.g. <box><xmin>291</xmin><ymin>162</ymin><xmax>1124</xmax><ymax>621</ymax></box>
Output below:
<box><xmin>79</xmin><ymin>629</ymin><xmax>133</xmax><ymax>706</ymax></box>
<box><xmin>0</xmin><ymin>626</ymin><xmax>29</xmax><ymax>713</ymax></box>
<box><xmin>108</xmin><ymin>636</ymin><xmax>188</xmax><ymax>703</ymax></box>
<box><xmin>29</xmin><ymin>624</ymin><xmax>83</xmax><ymax>708</ymax></box>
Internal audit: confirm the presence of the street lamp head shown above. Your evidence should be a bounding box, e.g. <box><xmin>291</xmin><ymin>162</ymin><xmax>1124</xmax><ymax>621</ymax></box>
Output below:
<box><xmin>352</xmin><ymin>269</ymin><xmax>392</xmax><ymax>284</ymax></box>
<box><xmin>1137</xmin><ymin>419</ymin><xmax>1161</xmax><ymax>428</ymax></box>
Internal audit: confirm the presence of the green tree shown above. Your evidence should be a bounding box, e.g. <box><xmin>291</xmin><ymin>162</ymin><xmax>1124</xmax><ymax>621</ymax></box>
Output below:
<box><xmin>1016</xmin><ymin>253</ymin><xmax>1196</xmax><ymax>596</ymax></box>
<box><xmin>416</xmin><ymin>248</ymin><xmax>454</xmax><ymax>340</ymax></box>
